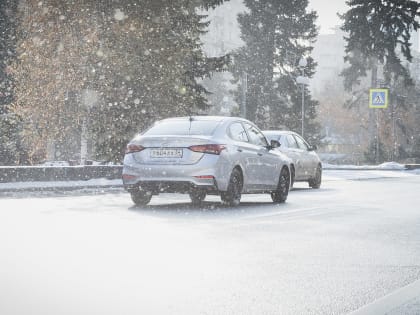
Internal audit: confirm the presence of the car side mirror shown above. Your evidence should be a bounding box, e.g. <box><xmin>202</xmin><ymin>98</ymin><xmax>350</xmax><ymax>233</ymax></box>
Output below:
<box><xmin>309</xmin><ymin>144</ymin><xmax>317</xmax><ymax>151</ymax></box>
<box><xmin>270</xmin><ymin>139</ymin><xmax>281</xmax><ymax>149</ymax></box>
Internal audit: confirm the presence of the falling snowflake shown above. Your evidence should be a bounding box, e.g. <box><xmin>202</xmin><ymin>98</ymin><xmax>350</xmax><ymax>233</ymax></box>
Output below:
<box><xmin>179</xmin><ymin>86</ymin><xmax>187</xmax><ymax>95</ymax></box>
<box><xmin>114</xmin><ymin>9</ymin><xmax>125</xmax><ymax>21</ymax></box>
<box><xmin>32</xmin><ymin>36</ymin><xmax>42</xmax><ymax>46</ymax></box>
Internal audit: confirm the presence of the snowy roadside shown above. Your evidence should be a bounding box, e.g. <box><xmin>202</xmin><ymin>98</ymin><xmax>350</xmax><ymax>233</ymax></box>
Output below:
<box><xmin>322</xmin><ymin>161</ymin><xmax>417</xmax><ymax>171</ymax></box>
<box><xmin>322</xmin><ymin>162</ymin><xmax>420</xmax><ymax>181</ymax></box>
<box><xmin>0</xmin><ymin>178</ymin><xmax>123</xmax><ymax>194</ymax></box>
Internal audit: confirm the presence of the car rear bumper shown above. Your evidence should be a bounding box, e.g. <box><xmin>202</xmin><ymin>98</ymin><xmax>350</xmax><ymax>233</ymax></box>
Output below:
<box><xmin>124</xmin><ymin>180</ymin><xmax>219</xmax><ymax>194</ymax></box>
<box><xmin>122</xmin><ymin>154</ymin><xmax>231</xmax><ymax>192</ymax></box>
<box><xmin>122</xmin><ymin>167</ymin><xmax>223</xmax><ymax>194</ymax></box>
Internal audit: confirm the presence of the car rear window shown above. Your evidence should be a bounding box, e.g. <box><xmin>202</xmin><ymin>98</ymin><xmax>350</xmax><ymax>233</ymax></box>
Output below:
<box><xmin>143</xmin><ymin>120</ymin><xmax>221</xmax><ymax>136</ymax></box>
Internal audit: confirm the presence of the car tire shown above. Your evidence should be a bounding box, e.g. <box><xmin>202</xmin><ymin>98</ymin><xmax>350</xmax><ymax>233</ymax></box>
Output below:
<box><xmin>189</xmin><ymin>189</ymin><xmax>206</xmax><ymax>205</ymax></box>
<box><xmin>271</xmin><ymin>166</ymin><xmax>290</xmax><ymax>203</ymax></box>
<box><xmin>221</xmin><ymin>168</ymin><xmax>242</xmax><ymax>207</ymax></box>
<box><xmin>309</xmin><ymin>164</ymin><xmax>322</xmax><ymax>189</ymax></box>
<box><xmin>290</xmin><ymin>165</ymin><xmax>295</xmax><ymax>188</ymax></box>
<box><xmin>130</xmin><ymin>190</ymin><xmax>152</xmax><ymax>206</ymax></box>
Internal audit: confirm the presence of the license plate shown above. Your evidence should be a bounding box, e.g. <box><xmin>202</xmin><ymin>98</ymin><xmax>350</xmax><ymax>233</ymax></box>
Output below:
<box><xmin>150</xmin><ymin>148</ymin><xmax>183</xmax><ymax>158</ymax></box>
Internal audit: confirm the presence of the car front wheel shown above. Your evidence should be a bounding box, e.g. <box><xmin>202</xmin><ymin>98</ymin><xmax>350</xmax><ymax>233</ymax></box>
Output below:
<box><xmin>309</xmin><ymin>165</ymin><xmax>322</xmax><ymax>189</ymax></box>
<box><xmin>271</xmin><ymin>166</ymin><xmax>290</xmax><ymax>203</ymax></box>
<box><xmin>290</xmin><ymin>165</ymin><xmax>295</xmax><ymax>188</ymax></box>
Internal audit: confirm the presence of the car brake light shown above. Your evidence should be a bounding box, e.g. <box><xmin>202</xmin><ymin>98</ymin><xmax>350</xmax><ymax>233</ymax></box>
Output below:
<box><xmin>125</xmin><ymin>144</ymin><xmax>145</xmax><ymax>154</ymax></box>
<box><xmin>189</xmin><ymin>144</ymin><xmax>226</xmax><ymax>155</ymax></box>
<box><xmin>194</xmin><ymin>175</ymin><xmax>215</xmax><ymax>179</ymax></box>
<box><xmin>122</xmin><ymin>174</ymin><xmax>137</xmax><ymax>180</ymax></box>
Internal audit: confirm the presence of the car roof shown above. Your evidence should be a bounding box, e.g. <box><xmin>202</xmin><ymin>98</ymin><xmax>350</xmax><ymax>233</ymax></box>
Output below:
<box><xmin>159</xmin><ymin>116</ymin><xmax>253</xmax><ymax>124</ymax></box>
<box><xmin>263</xmin><ymin>130</ymin><xmax>299</xmax><ymax>136</ymax></box>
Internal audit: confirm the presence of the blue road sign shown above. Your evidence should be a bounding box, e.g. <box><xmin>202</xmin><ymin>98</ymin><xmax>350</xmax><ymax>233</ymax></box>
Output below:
<box><xmin>369</xmin><ymin>89</ymin><xmax>388</xmax><ymax>109</ymax></box>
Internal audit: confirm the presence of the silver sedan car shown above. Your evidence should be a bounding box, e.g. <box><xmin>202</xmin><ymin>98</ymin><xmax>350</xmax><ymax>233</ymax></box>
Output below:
<box><xmin>122</xmin><ymin>116</ymin><xmax>291</xmax><ymax>206</ymax></box>
<box><xmin>263</xmin><ymin>130</ymin><xmax>322</xmax><ymax>189</ymax></box>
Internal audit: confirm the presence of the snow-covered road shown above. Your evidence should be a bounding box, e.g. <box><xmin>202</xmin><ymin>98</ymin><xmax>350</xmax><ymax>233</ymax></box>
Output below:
<box><xmin>0</xmin><ymin>170</ymin><xmax>419</xmax><ymax>315</ymax></box>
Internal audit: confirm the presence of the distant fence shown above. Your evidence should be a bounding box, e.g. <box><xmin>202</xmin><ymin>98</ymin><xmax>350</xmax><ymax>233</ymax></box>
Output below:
<box><xmin>0</xmin><ymin>165</ymin><xmax>123</xmax><ymax>183</ymax></box>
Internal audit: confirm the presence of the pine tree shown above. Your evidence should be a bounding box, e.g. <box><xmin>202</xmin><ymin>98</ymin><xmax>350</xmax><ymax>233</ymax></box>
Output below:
<box><xmin>364</xmin><ymin>138</ymin><xmax>388</xmax><ymax>164</ymax></box>
<box><xmin>341</xmin><ymin>0</ymin><xmax>420</xmax><ymax>88</ymax></box>
<box><xmin>232</xmin><ymin>0</ymin><xmax>319</xmax><ymax>142</ymax></box>
<box><xmin>89</xmin><ymin>0</ymin><xmax>229</xmax><ymax>162</ymax></box>
<box><xmin>341</xmin><ymin>0</ymin><xmax>420</xmax><ymax>162</ymax></box>
<box><xmin>12</xmin><ymin>0</ymin><xmax>228</xmax><ymax>164</ymax></box>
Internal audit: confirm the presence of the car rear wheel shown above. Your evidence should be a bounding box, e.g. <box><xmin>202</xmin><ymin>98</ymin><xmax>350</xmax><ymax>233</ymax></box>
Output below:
<box><xmin>189</xmin><ymin>189</ymin><xmax>206</xmax><ymax>205</ymax></box>
<box><xmin>271</xmin><ymin>166</ymin><xmax>290</xmax><ymax>203</ymax></box>
<box><xmin>221</xmin><ymin>168</ymin><xmax>242</xmax><ymax>206</ymax></box>
<box><xmin>130</xmin><ymin>190</ymin><xmax>152</xmax><ymax>206</ymax></box>
<box><xmin>309</xmin><ymin>165</ymin><xmax>322</xmax><ymax>189</ymax></box>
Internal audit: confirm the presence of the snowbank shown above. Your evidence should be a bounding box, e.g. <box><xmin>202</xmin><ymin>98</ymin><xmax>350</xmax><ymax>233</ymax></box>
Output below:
<box><xmin>0</xmin><ymin>178</ymin><xmax>122</xmax><ymax>192</ymax></box>
<box><xmin>322</xmin><ymin>161</ymin><xmax>406</xmax><ymax>170</ymax></box>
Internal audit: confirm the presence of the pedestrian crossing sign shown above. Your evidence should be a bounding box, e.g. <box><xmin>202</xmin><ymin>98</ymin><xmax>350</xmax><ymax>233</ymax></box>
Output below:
<box><xmin>369</xmin><ymin>89</ymin><xmax>388</xmax><ymax>109</ymax></box>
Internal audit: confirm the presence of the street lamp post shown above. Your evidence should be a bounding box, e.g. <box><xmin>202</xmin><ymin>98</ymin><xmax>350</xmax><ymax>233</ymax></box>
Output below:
<box><xmin>241</xmin><ymin>71</ymin><xmax>248</xmax><ymax>119</ymax></box>
<box><xmin>297</xmin><ymin>57</ymin><xmax>309</xmax><ymax>137</ymax></box>
<box><xmin>301</xmin><ymin>79</ymin><xmax>304</xmax><ymax>137</ymax></box>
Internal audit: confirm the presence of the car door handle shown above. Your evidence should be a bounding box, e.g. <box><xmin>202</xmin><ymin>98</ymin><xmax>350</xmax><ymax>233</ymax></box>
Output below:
<box><xmin>257</xmin><ymin>153</ymin><xmax>263</xmax><ymax>156</ymax></box>
<box><xmin>237</xmin><ymin>149</ymin><xmax>243</xmax><ymax>152</ymax></box>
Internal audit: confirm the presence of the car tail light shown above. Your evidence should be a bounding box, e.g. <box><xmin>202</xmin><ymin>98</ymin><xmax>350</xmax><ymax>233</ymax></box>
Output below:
<box><xmin>194</xmin><ymin>175</ymin><xmax>215</xmax><ymax>179</ymax></box>
<box><xmin>125</xmin><ymin>144</ymin><xmax>145</xmax><ymax>154</ymax></box>
<box><xmin>189</xmin><ymin>144</ymin><xmax>226</xmax><ymax>155</ymax></box>
<box><xmin>122</xmin><ymin>174</ymin><xmax>137</xmax><ymax>180</ymax></box>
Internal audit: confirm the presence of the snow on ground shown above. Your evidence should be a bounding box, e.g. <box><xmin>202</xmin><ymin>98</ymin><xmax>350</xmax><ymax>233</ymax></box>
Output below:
<box><xmin>0</xmin><ymin>178</ymin><xmax>122</xmax><ymax>191</ymax></box>
<box><xmin>322</xmin><ymin>161</ymin><xmax>407</xmax><ymax>170</ymax></box>
<box><xmin>323</xmin><ymin>170</ymin><xmax>418</xmax><ymax>181</ymax></box>
<box><xmin>323</xmin><ymin>162</ymin><xmax>419</xmax><ymax>181</ymax></box>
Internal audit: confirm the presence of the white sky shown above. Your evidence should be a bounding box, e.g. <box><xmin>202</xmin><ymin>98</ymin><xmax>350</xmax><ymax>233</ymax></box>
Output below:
<box><xmin>309</xmin><ymin>0</ymin><xmax>348</xmax><ymax>34</ymax></box>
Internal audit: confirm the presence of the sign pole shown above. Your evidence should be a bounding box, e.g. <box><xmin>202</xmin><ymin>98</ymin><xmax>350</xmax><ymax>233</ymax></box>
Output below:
<box><xmin>376</xmin><ymin>110</ymin><xmax>380</xmax><ymax>164</ymax></box>
<box><xmin>301</xmin><ymin>84</ymin><xmax>304</xmax><ymax>138</ymax></box>
<box><xmin>369</xmin><ymin>88</ymin><xmax>389</xmax><ymax>163</ymax></box>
